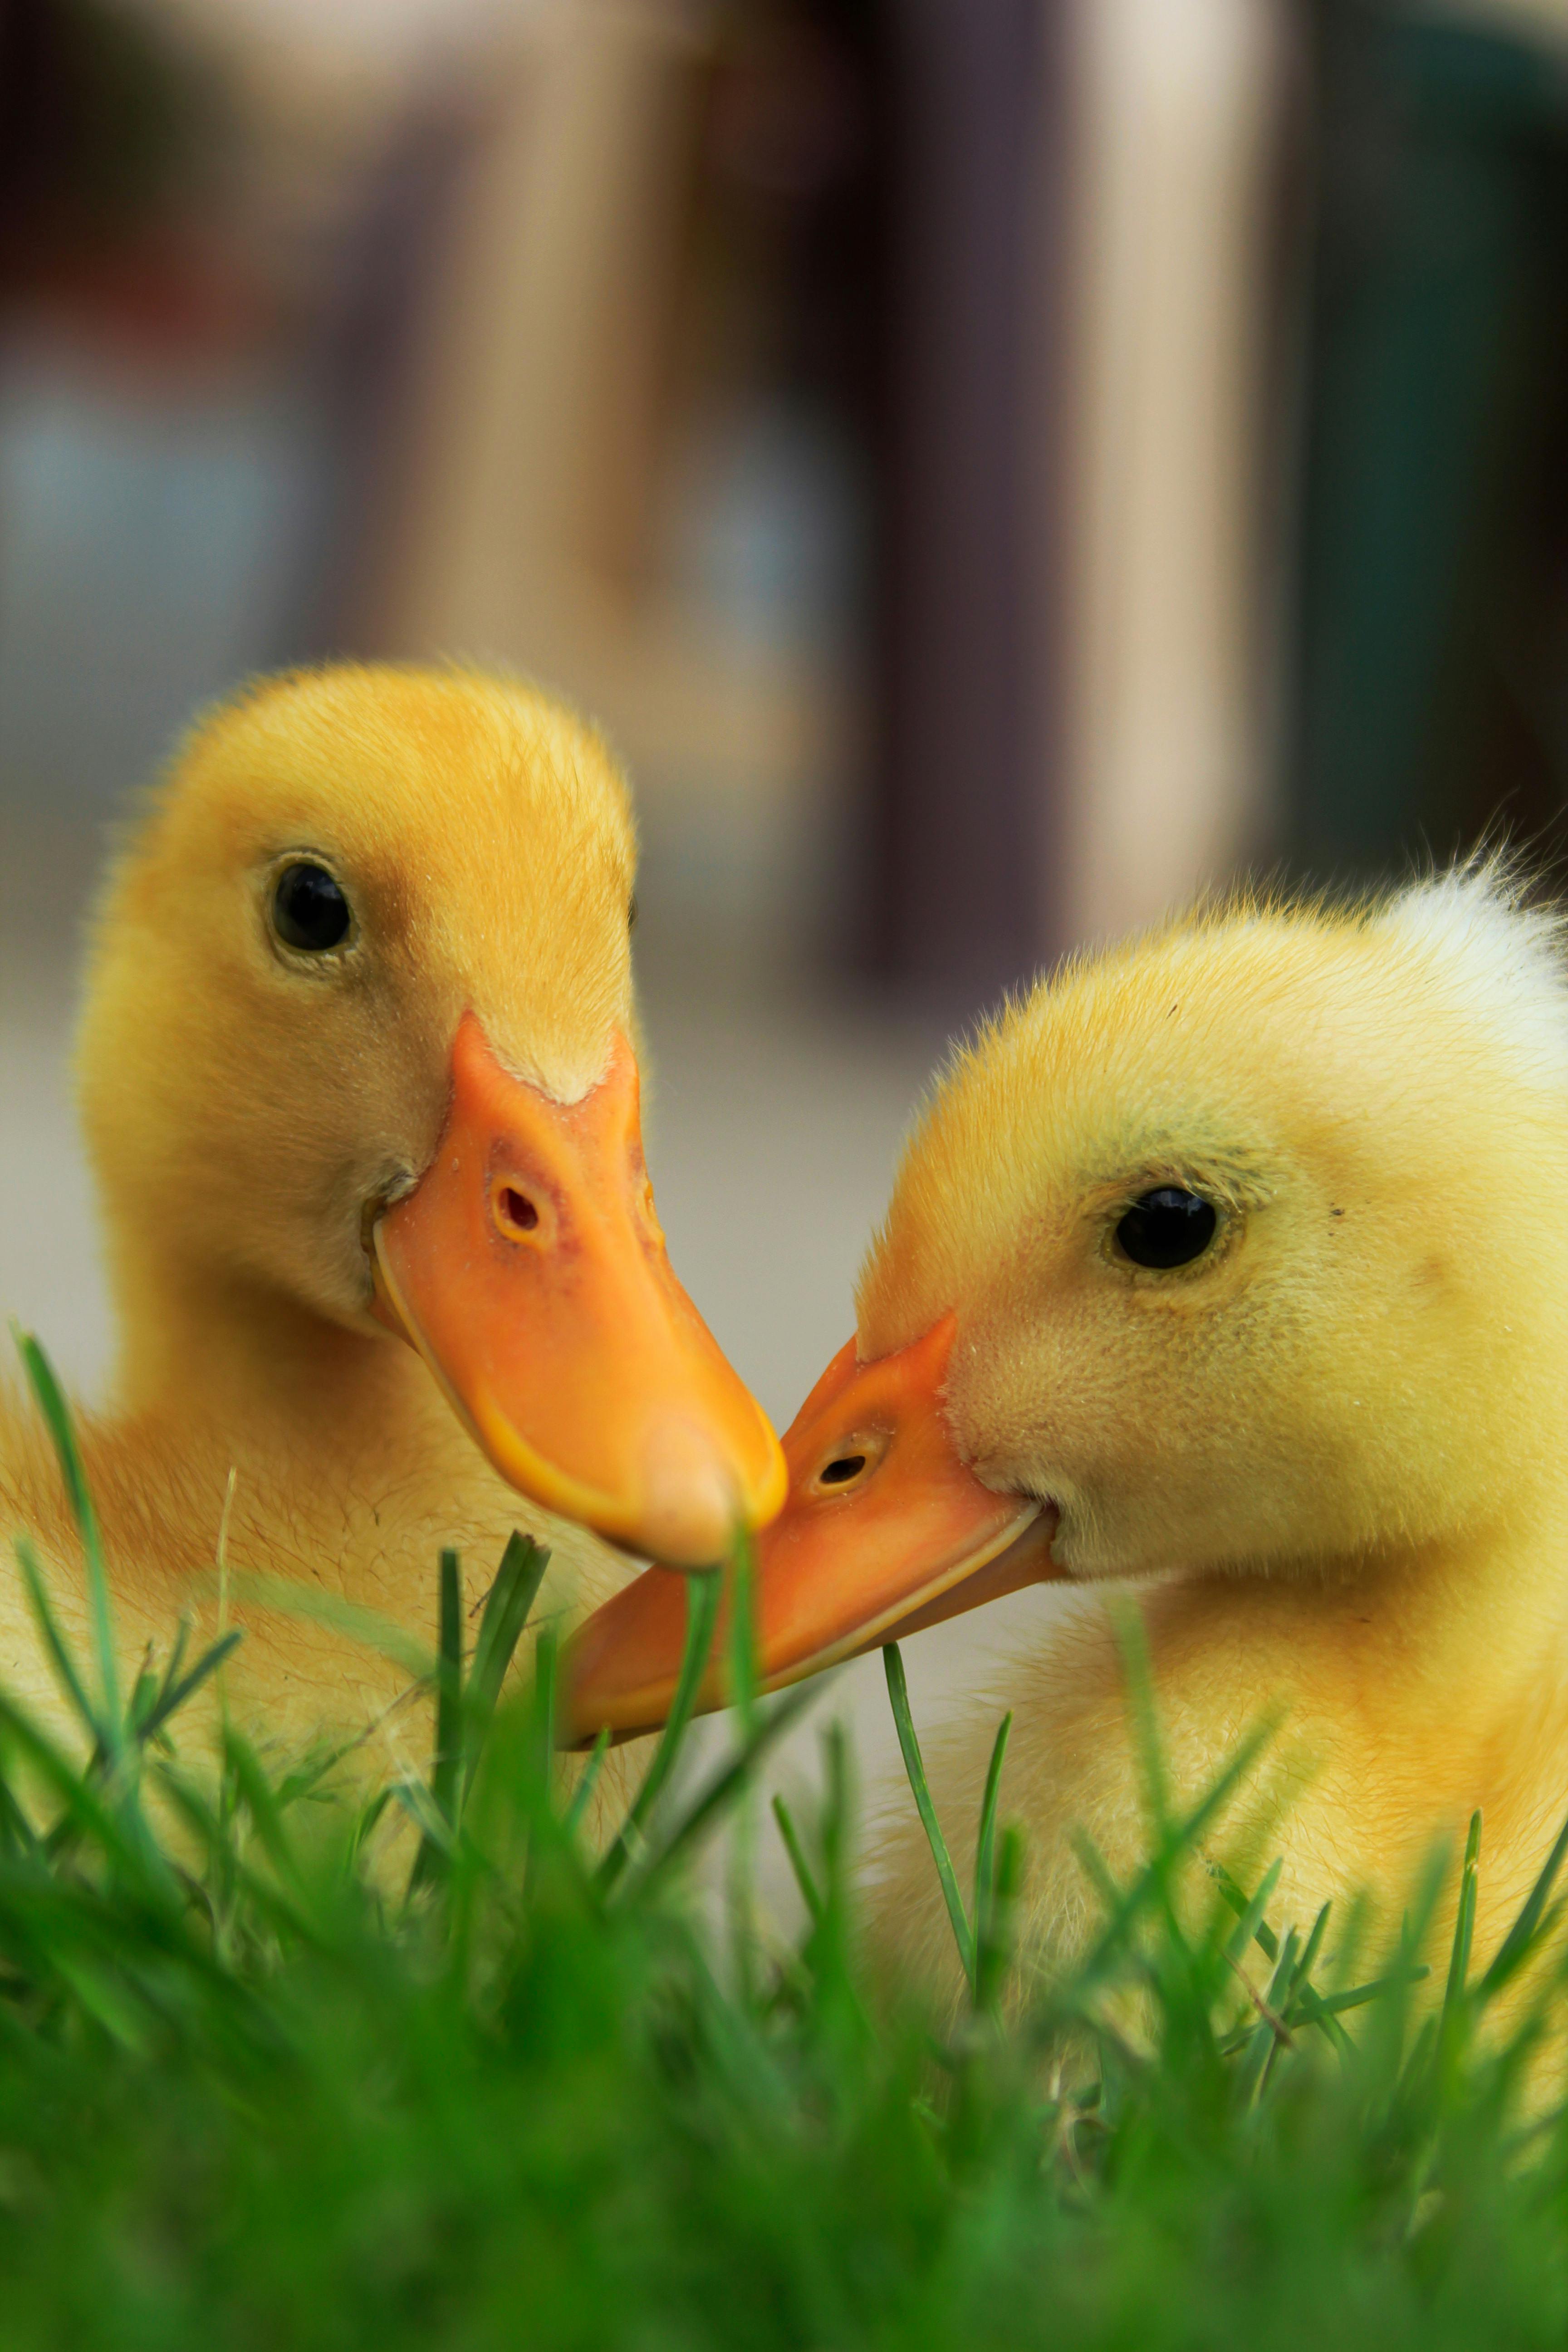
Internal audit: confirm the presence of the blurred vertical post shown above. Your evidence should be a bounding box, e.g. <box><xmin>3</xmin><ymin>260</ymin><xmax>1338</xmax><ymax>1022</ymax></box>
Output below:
<box><xmin>361</xmin><ymin>0</ymin><xmax>705</xmax><ymax>662</ymax></box>
<box><xmin>864</xmin><ymin>0</ymin><xmax>1064</xmax><ymax>1006</ymax></box>
<box><xmin>1058</xmin><ymin>0</ymin><xmax>1291</xmax><ymax>946</ymax></box>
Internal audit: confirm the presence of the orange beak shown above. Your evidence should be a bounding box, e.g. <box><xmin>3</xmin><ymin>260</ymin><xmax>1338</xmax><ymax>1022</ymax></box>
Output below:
<box><xmin>561</xmin><ymin>1311</ymin><xmax>1059</xmax><ymax>1745</ymax></box>
<box><xmin>372</xmin><ymin>1012</ymin><xmax>786</xmax><ymax>1566</ymax></box>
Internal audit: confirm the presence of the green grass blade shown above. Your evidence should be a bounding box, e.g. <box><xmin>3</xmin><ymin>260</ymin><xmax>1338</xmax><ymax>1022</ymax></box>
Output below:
<box><xmin>563</xmin><ymin>1728</ymin><xmax>611</xmax><ymax>1841</ymax></box>
<box><xmin>152</xmin><ymin>1763</ymin><xmax>330</xmax><ymax>1955</ymax></box>
<box><xmin>148</xmin><ymin>1618</ymin><xmax>190</xmax><ymax>1718</ymax></box>
<box><xmin>596</xmin><ymin>1569</ymin><xmax>722</xmax><ymax>1894</ymax></box>
<box><xmin>883</xmin><ymin>1643</ymin><xmax>974</xmax><ymax>1989</ymax></box>
<box><xmin>1289</xmin><ymin>1901</ymin><xmax>1333</xmax><ymax>1999</ymax></box>
<box><xmin>972</xmin><ymin>1709</ymin><xmax>1013</xmax><ymax>1992</ymax></box>
<box><xmin>15</xmin><ymin>1330</ymin><xmax>122</xmax><ymax>1754</ymax></box>
<box><xmin>1232</xmin><ymin>1927</ymin><xmax>1303</xmax><ymax>2101</ymax></box>
<box><xmin>222</xmin><ymin>1728</ymin><xmax>307</xmax><ymax>1896</ymax></box>
<box><xmin>465</xmin><ymin>1533</ymin><xmax>549</xmax><ymax>1784</ymax></box>
<box><xmin>408</xmin><ymin>1549</ymin><xmax>464</xmax><ymax>1894</ymax></box>
<box><xmin>432</xmin><ymin>1548</ymin><xmax>463</xmax><ymax>1824</ymax></box>
<box><xmin>14</xmin><ymin>1534</ymin><xmax>105</xmax><ymax>1747</ymax></box>
<box><xmin>772</xmin><ymin>1793</ymin><xmax>824</xmax><ymax>1926</ymax></box>
<box><xmin>0</xmin><ymin>1759</ymin><xmax>40</xmax><ymax>1859</ymax></box>
<box><xmin>136</xmin><ymin>1631</ymin><xmax>244</xmax><ymax>1746</ymax></box>
<box><xmin>1221</xmin><ymin>1857</ymin><xmax>1284</xmax><ymax>1968</ymax></box>
<box><xmin>1300</xmin><ymin>1964</ymin><xmax>1431</xmax><ymax>2023</ymax></box>
<box><xmin>275</xmin><ymin>1734</ymin><xmax>380</xmax><ymax>1813</ymax></box>
<box><xmin>393</xmin><ymin>1775</ymin><xmax>455</xmax><ymax>1857</ymax></box>
<box><xmin>1479</xmin><ymin>1802</ymin><xmax>1568</xmax><ymax>2001</ymax></box>
<box><xmin>975</xmin><ymin>1820</ymin><xmax>1024</xmax><ymax>2013</ymax></box>
<box><xmin>128</xmin><ymin>1652</ymin><xmax>158</xmax><ymax>1739</ymax></box>
<box><xmin>516</xmin><ymin>1627</ymin><xmax>561</xmax><ymax>1913</ymax></box>
<box><xmin>1440</xmin><ymin>1810</ymin><xmax>1482</xmax><ymax>2053</ymax></box>
<box><xmin>1210</xmin><ymin>1858</ymin><xmax>1282</xmax><ymax>1963</ymax></box>
<box><xmin>0</xmin><ymin>1687</ymin><xmax>159</xmax><ymax>1887</ymax></box>
<box><xmin>629</xmin><ymin>1681</ymin><xmax>822</xmax><ymax>1903</ymax></box>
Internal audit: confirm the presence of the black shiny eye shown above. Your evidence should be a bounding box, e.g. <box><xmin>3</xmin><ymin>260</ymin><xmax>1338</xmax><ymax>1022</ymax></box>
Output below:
<box><xmin>818</xmin><ymin>1453</ymin><xmax>867</xmax><ymax>1486</ymax></box>
<box><xmin>1115</xmin><ymin>1187</ymin><xmax>1218</xmax><ymax>1270</ymax></box>
<box><xmin>272</xmin><ymin>861</ymin><xmax>350</xmax><ymax>953</ymax></box>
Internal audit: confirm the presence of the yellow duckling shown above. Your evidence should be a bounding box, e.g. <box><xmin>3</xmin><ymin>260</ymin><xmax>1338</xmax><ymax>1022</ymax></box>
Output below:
<box><xmin>1</xmin><ymin>662</ymin><xmax>782</xmax><ymax>1760</ymax></box>
<box><xmin>568</xmin><ymin>865</ymin><xmax>1568</xmax><ymax>1993</ymax></box>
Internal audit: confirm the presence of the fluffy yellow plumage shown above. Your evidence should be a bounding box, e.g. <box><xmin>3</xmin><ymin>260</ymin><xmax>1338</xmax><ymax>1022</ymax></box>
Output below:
<box><xmin>862</xmin><ymin>866</ymin><xmax>1568</xmax><ymax>1991</ymax></box>
<box><xmin>0</xmin><ymin>661</ymin><xmax>768</xmax><ymax>1779</ymax></box>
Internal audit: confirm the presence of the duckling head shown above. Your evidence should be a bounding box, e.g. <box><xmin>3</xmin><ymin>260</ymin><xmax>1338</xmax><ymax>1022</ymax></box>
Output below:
<box><xmin>566</xmin><ymin>866</ymin><xmax>1568</xmax><ymax>1738</ymax></box>
<box><xmin>77</xmin><ymin>663</ymin><xmax>783</xmax><ymax>1565</ymax></box>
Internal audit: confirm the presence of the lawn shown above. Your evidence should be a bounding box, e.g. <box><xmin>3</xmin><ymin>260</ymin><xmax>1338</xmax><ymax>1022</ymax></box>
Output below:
<box><xmin>2</xmin><ymin>1328</ymin><xmax>1567</xmax><ymax>2350</ymax></box>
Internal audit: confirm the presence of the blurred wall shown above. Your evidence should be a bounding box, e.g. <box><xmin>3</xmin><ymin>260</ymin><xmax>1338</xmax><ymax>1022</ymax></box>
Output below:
<box><xmin>6</xmin><ymin>0</ymin><xmax>1568</xmax><ymax>996</ymax></box>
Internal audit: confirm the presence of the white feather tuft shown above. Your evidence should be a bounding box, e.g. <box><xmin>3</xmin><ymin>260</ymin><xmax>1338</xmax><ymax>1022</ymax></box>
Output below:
<box><xmin>1371</xmin><ymin>859</ymin><xmax>1568</xmax><ymax>1096</ymax></box>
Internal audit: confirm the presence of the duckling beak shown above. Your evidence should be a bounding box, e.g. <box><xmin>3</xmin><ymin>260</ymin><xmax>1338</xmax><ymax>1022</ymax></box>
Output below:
<box><xmin>370</xmin><ymin>1012</ymin><xmax>785</xmax><ymax>1567</ymax></box>
<box><xmin>561</xmin><ymin>1311</ymin><xmax>1055</xmax><ymax>1746</ymax></box>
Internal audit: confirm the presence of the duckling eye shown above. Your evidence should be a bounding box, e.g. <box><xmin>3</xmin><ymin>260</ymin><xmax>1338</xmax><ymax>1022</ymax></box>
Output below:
<box><xmin>272</xmin><ymin>861</ymin><xmax>350</xmax><ymax>953</ymax></box>
<box><xmin>1115</xmin><ymin>1187</ymin><xmax>1217</xmax><ymax>1270</ymax></box>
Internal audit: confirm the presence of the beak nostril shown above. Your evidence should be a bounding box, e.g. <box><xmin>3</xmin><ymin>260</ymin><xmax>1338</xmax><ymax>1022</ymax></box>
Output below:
<box><xmin>493</xmin><ymin>1182</ymin><xmax>541</xmax><ymax>1241</ymax></box>
<box><xmin>808</xmin><ymin>1429</ymin><xmax>888</xmax><ymax>1498</ymax></box>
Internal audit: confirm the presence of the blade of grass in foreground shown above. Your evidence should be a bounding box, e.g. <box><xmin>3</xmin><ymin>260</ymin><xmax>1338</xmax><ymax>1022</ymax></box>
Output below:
<box><xmin>14</xmin><ymin>1533</ymin><xmax>105</xmax><ymax>1750</ymax></box>
<box><xmin>135</xmin><ymin>1628</ymin><xmax>243</xmax><ymax>1747</ymax></box>
<box><xmin>408</xmin><ymin>1549</ymin><xmax>464</xmax><ymax>1894</ymax></box>
<box><xmin>563</xmin><ymin>1728</ymin><xmax>611</xmax><ymax>1841</ymax></box>
<box><xmin>630</xmin><ymin>1678</ymin><xmax>822</xmax><ymax>1904</ymax></box>
<box><xmin>464</xmin><ymin>1533</ymin><xmax>549</xmax><ymax>1791</ymax></box>
<box><xmin>975</xmin><ymin>1820</ymin><xmax>1024</xmax><ymax>2015</ymax></box>
<box><xmin>772</xmin><ymin>1793</ymin><xmax>824</xmax><ymax>1926</ymax></box>
<box><xmin>596</xmin><ymin>1567</ymin><xmax>722</xmax><ymax>1895</ymax></box>
<box><xmin>972</xmin><ymin>1709</ymin><xmax>1013</xmax><ymax>1979</ymax></box>
<box><xmin>1437</xmin><ymin>1810</ymin><xmax>1483</xmax><ymax>2073</ymax></box>
<box><xmin>884</xmin><ymin>1642</ymin><xmax>975</xmax><ymax>1989</ymax></box>
<box><xmin>1479</xmin><ymin>1800</ymin><xmax>1568</xmax><ymax>2001</ymax></box>
<box><xmin>15</xmin><ymin>1328</ymin><xmax>122</xmax><ymax>1760</ymax></box>
<box><xmin>412</xmin><ymin>1534</ymin><xmax>554</xmax><ymax>1902</ymax></box>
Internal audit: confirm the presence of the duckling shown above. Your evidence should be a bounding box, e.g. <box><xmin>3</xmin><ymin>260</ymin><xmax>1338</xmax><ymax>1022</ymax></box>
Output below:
<box><xmin>1</xmin><ymin>663</ymin><xmax>782</xmax><ymax>1764</ymax></box>
<box><xmin>567</xmin><ymin>865</ymin><xmax>1568</xmax><ymax>1999</ymax></box>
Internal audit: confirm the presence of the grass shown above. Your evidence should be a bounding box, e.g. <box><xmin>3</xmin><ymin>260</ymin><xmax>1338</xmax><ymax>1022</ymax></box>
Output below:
<box><xmin>5</xmin><ymin>1331</ymin><xmax>1568</xmax><ymax>2347</ymax></box>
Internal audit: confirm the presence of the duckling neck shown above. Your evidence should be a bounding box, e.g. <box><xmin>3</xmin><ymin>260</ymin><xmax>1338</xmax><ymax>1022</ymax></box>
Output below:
<box><xmin>109</xmin><ymin>1255</ymin><xmax>456</xmax><ymax>1482</ymax></box>
<box><xmin>1169</xmin><ymin>1491</ymin><xmax>1568</xmax><ymax>1745</ymax></box>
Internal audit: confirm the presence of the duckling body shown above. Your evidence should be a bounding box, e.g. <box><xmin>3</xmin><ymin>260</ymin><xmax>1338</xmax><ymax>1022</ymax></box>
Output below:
<box><xmin>0</xmin><ymin>1320</ymin><xmax>590</xmax><ymax>1764</ymax></box>
<box><xmin>571</xmin><ymin>867</ymin><xmax>1568</xmax><ymax>2002</ymax></box>
<box><xmin>864</xmin><ymin>871</ymin><xmax>1568</xmax><ymax>1992</ymax></box>
<box><xmin>1</xmin><ymin>662</ymin><xmax>780</xmax><ymax>1773</ymax></box>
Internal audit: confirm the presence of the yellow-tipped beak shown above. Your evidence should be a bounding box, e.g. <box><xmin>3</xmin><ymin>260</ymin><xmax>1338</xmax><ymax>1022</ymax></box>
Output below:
<box><xmin>561</xmin><ymin>1311</ymin><xmax>1058</xmax><ymax>1746</ymax></box>
<box><xmin>372</xmin><ymin>1012</ymin><xmax>786</xmax><ymax>1566</ymax></box>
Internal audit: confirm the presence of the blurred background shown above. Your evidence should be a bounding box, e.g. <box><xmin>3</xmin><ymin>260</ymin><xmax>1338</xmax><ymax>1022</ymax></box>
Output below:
<box><xmin>5</xmin><ymin>0</ymin><xmax>1568</xmax><ymax>1826</ymax></box>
